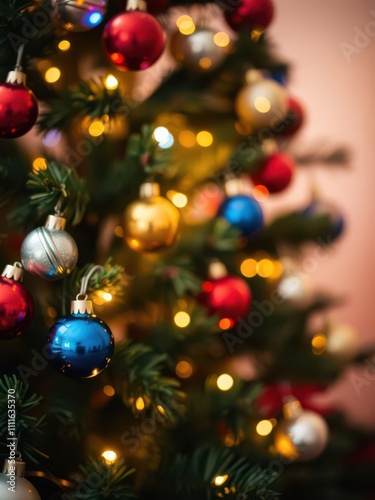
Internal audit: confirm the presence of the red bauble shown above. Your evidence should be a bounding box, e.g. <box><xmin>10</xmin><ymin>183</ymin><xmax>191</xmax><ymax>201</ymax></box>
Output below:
<box><xmin>224</xmin><ymin>0</ymin><xmax>274</xmax><ymax>32</ymax></box>
<box><xmin>0</xmin><ymin>82</ymin><xmax>38</xmax><ymax>139</ymax></box>
<box><xmin>0</xmin><ymin>275</ymin><xmax>34</xmax><ymax>340</ymax></box>
<box><xmin>102</xmin><ymin>10</ymin><xmax>166</xmax><ymax>71</ymax></box>
<box><xmin>147</xmin><ymin>0</ymin><xmax>170</xmax><ymax>15</ymax></box>
<box><xmin>251</xmin><ymin>153</ymin><xmax>295</xmax><ymax>193</ymax></box>
<box><xmin>279</xmin><ymin>96</ymin><xmax>305</xmax><ymax>137</ymax></box>
<box><xmin>200</xmin><ymin>276</ymin><xmax>252</xmax><ymax>323</ymax></box>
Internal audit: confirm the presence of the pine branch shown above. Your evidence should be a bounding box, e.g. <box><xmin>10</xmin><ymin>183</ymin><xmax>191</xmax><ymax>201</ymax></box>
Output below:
<box><xmin>8</xmin><ymin>160</ymin><xmax>89</xmax><ymax>229</ymax></box>
<box><xmin>70</xmin><ymin>457</ymin><xmax>137</xmax><ymax>500</ymax></box>
<box><xmin>111</xmin><ymin>342</ymin><xmax>186</xmax><ymax>422</ymax></box>
<box><xmin>0</xmin><ymin>374</ymin><xmax>46</xmax><ymax>463</ymax></box>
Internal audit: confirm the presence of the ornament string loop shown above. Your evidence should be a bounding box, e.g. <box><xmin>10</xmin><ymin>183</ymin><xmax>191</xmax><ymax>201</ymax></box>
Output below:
<box><xmin>76</xmin><ymin>265</ymin><xmax>104</xmax><ymax>301</ymax></box>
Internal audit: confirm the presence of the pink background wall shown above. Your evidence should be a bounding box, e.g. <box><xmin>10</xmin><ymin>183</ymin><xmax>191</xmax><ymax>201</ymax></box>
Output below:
<box><xmin>268</xmin><ymin>0</ymin><xmax>375</xmax><ymax>426</ymax></box>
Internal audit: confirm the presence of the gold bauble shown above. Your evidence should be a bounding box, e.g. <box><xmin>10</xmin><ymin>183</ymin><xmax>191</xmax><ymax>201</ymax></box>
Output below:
<box><xmin>124</xmin><ymin>182</ymin><xmax>180</xmax><ymax>252</ymax></box>
<box><xmin>235</xmin><ymin>75</ymin><xmax>287</xmax><ymax>130</ymax></box>
<box><xmin>274</xmin><ymin>399</ymin><xmax>328</xmax><ymax>462</ymax></box>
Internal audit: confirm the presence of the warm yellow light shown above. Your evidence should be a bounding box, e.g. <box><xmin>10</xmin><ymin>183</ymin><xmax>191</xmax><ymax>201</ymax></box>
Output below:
<box><xmin>58</xmin><ymin>40</ymin><xmax>71</xmax><ymax>52</ymax></box>
<box><xmin>92</xmin><ymin>369</ymin><xmax>98</xmax><ymax>376</ymax></box>
<box><xmin>88</xmin><ymin>120</ymin><xmax>105</xmax><ymax>137</ymax></box>
<box><xmin>104</xmin><ymin>74</ymin><xmax>119</xmax><ymax>90</ymax></box>
<box><xmin>45</xmin><ymin>67</ymin><xmax>61</xmax><ymax>83</ymax></box>
<box><xmin>251</xmin><ymin>28</ymin><xmax>264</xmax><ymax>42</ymax></box>
<box><xmin>114</xmin><ymin>225</ymin><xmax>124</xmax><ymax>238</ymax></box>
<box><xmin>256</xmin><ymin>259</ymin><xmax>274</xmax><ymax>278</ymax></box>
<box><xmin>253</xmin><ymin>185</ymin><xmax>269</xmax><ymax>202</ymax></box>
<box><xmin>174</xmin><ymin>311</ymin><xmax>191</xmax><ymax>328</ymax></box>
<box><xmin>312</xmin><ymin>333</ymin><xmax>327</xmax><ymax>355</ymax></box>
<box><xmin>256</xmin><ymin>419</ymin><xmax>273</xmax><ymax>436</ymax></box>
<box><xmin>199</xmin><ymin>57</ymin><xmax>212</xmax><ymax>69</ymax></box>
<box><xmin>274</xmin><ymin>434</ymin><xmax>298</xmax><ymax>460</ymax></box>
<box><xmin>254</xmin><ymin>96</ymin><xmax>271</xmax><ymax>113</ymax></box>
<box><xmin>135</xmin><ymin>397</ymin><xmax>145</xmax><ymax>410</ymax></box>
<box><xmin>217</xmin><ymin>374</ymin><xmax>234</xmax><ymax>391</ymax></box>
<box><xmin>178</xmin><ymin>130</ymin><xmax>196</xmax><ymax>147</ymax></box>
<box><xmin>103</xmin><ymin>385</ymin><xmax>115</xmax><ymax>397</ymax></box>
<box><xmin>170</xmin><ymin>192</ymin><xmax>188</xmax><ymax>208</ymax></box>
<box><xmin>213</xmin><ymin>32</ymin><xmax>230</xmax><ymax>47</ymax></box>
<box><xmin>269</xmin><ymin>260</ymin><xmax>283</xmax><ymax>280</ymax></box>
<box><xmin>157</xmin><ymin>405</ymin><xmax>166</xmax><ymax>415</ymax></box>
<box><xmin>176</xmin><ymin>15</ymin><xmax>195</xmax><ymax>35</ymax></box>
<box><xmin>219</xmin><ymin>318</ymin><xmax>234</xmax><ymax>330</ymax></box>
<box><xmin>196</xmin><ymin>131</ymin><xmax>213</xmax><ymax>147</ymax></box>
<box><xmin>32</xmin><ymin>157</ymin><xmax>47</xmax><ymax>172</ymax></box>
<box><xmin>240</xmin><ymin>258</ymin><xmax>257</xmax><ymax>278</ymax></box>
<box><xmin>176</xmin><ymin>360</ymin><xmax>193</xmax><ymax>379</ymax></box>
<box><xmin>214</xmin><ymin>474</ymin><xmax>228</xmax><ymax>486</ymax></box>
<box><xmin>101</xmin><ymin>450</ymin><xmax>117</xmax><ymax>464</ymax></box>
<box><xmin>102</xmin><ymin>292</ymin><xmax>112</xmax><ymax>302</ymax></box>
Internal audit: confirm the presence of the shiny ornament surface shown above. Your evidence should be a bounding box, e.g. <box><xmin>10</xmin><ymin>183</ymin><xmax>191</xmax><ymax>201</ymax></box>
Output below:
<box><xmin>171</xmin><ymin>29</ymin><xmax>227</xmax><ymax>72</ymax></box>
<box><xmin>54</xmin><ymin>0</ymin><xmax>107</xmax><ymax>32</ymax></box>
<box><xmin>47</xmin><ymin>312</ymin><xmax>114</xmax><ymax>378</ymax></box>
<box><xmin>200</xmin><ymin>276</ymin><xmax>252</xmax><ymax>323</ymax></box>
<box><xmin>21</xmin><ymin>224</ymin><xmax>78</xmax><ymax>281</ymax></box>
<box><xmin>124</xmin><ymin>190</ymin><xmax>180</xmax><ymax>252</ymax></box>
<box><xmin>0</xmin><ymin>474</ymin><xmax>41</xmax><ymax>499</ymax></box>
<box><xmin>0</xmin><ymin>277</ymin><xmax>34</xmax><ymax>340</ymax></box>
<box><xmin>103</xmin><ymin>11</ymin><xmax>165</xmax><ymax>71</ymax></box>
<box><xmin>302</xmin><ymin>200</ymin><xmax>345</xmax><ymax>241</ymax></box>
<box><xmin>235</xmin><ymin>79</ymin><xmax>287</xmax><ymax>130</ymax></box>
<box><xmin>217</xmin><ymin>195</ymin><xmax>263</xmax><ymax>236</ymax></box>
<box><xmin>275</xmin><ymin>410</ymin><xmax>328</xmax><ymax>461</ymax></box>
<box><xmin>251</xmin><ymin>152</ymin><xmax>295</xmax><ymax>193</ymax></box>
<box><xmin>0</xmin><ymin>83</ymin><xmax>38</xmax><ymax>139</ymax></box>
<box><xmin>224</xmin><ymin>0</ymin><xmax>274</xmax><ymax>31</ymax></box>
<box><xmin>279</xmin><ymin>95</ymin><xmax>305</xmax><ymax>136</ymax></box>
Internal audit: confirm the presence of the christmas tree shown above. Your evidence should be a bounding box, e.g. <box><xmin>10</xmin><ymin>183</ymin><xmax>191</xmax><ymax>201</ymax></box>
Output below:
<box><xmin>0</xmin><ymin>0</ymin><xmax>374</xmax><ymax>498</ymax></box>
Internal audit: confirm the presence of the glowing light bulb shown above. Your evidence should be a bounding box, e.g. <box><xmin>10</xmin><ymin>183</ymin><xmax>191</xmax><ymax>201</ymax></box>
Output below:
<box><xmin>178</xmin><ymin>130</ymin><xmax>196</xmax><ymax>147</ymax></box>
<box><xmin>218</xmin><ymin>318</ymin><xmax>234</xmax><ymax>330</ymax></box>
<box><xmin>32</xmin><ymin>157</ymin><xmax>47</xmax><ymax>173</ymax></box>
<box><xmin>45</xmin><ymin>67</ymin><xmax>61</xmax><ymax>83</ymax></box>
<box><xmin>256</xmin><ymin>419</ymin><xmax>273</xmax><ymax>436</ymax></box>
<box><xmin>213</xmin><ymin>32</ymin><xmax>230</xmax><ymax>47</ymax></box>
<box><xmin>102</xmin><ymin>292</ymin><xmax>112</xmax><ymax>302</ymax></box>
<box><xmin>176</xmin><ymin>360</ymin><xmax>193</xmax><ymax>378</ymax></box>
<box><xmin>135</xmin><ymin>397</ymin><xmax>145</xmax><ymax>410</ymax></box>
<box><xmin>214</xmin><ymin>474</ymin><xmax>228</xmax><ymax>486</ymax></box>
<box><xmin>256</xmin><ymin>259</ymin><xmax>274</xmax><ymax>278</ymax></box>
<box><xmin>88</xmin><ymin>120</ymin><xmax>105</xmax><ymax>137</ymax></box>
<box><xmin>103</xmin><ymin>385</ymin><xmax>115</xmax><ymax>397</ymax></box>
<box><xmin>58</xmin><ymin>40</ymin><xmax>71</xmax><ymax>52</ymax></box>
<box><xmin>312</xmin><ymin>333</ymin><xmax>327</xmax><ymax>355</ymax></box>
<box><xmin>176</xmin><ymin>15</ymin><xmax>195</xmax><ymax>35</ymax></box>
<box><xmin>217</xmin><ymin>374</ymin><xmax>234</xmax><ymax>391</ymax></box>
<box><xmin>104</xmin><ymin>74</ymin><xmax>119</xmax><ymax>90</ymax></box>
<box><xmin>174</xmin><ymin>311</ymin><xmax>191</xmax><ymax>328</ymax></box>
<box><xmin>240</xmin><ymin>258</ymin><xmax>257</xmax><ymax>278</ymax></box>
<box><xmin>196</xmin><ymin>131</ymin><xmax>213</xmax><ymax>147</ymax></box>
<box><xmin>102</xmin><ymin>450</ymin><xmax>117</xmax><ymax>464</ymax></box>
<box><xmin>168</xmin><ymin>191</ymin><xmax>188</xmax><ymax>208</ymax></box>
<box><xmin>153</xmin><ymin>126</ymin><xmax>169</xmax><ymax>143</ymax></box>
<box><xmin>88</xmin><ymin>11</ymin><xmax>103</xmax><ymax>27</ymax></box>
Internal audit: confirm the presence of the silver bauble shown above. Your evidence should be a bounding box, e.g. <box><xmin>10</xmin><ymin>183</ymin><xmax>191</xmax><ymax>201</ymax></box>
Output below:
<box><xmin>235</xmin><ymin>78</ymin><xmax>287</xmax><ymax>129</ymax></box>
<box><xmin>275</xmin><ymin>410</ymin><xmax>328</xmax><ymax>461</ymax></box>
<box><xmin>21</xmin><ymin>215</ymin><xmax>78</xmax><ymax>281</ymax></box>
<box><xmin>171</xmin><ymin>28</ymin><xmax>227</xmax><ymax>72</ymax></box>
<box><xmin>0</xmin><ymin>461</ymin><xmax>41</xmax><ymax>500</ymax></box>
<box><xmin>54</xmin><ymin>0</ymin><xmax>107</xmax><ymax>32</ymax></box>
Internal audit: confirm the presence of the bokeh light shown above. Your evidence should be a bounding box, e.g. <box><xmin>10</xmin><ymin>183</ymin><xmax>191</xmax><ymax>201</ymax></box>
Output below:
<box><xmin>240</xmin><ymin>258</ymin><xmax>257</xmax><ymax>278</ymax></box>
<box><xmin>254</xmin><ymin>96</ymin><xmax>271</xmax><ymax>113</ymax></box>
<box><xmin>104</xmin><ymin>74</ymin><xmax>119</xmax><ymax>90</ymax></box>
<box><xmin>45</xmin><ymin>67</ymin><xmax>61</xmax><ymax>83</ymax></box>
<box><xmin>176</xmin><ymin>360</ymin><xmax>193</xmax><ymax>378</ymax></box>
<box><xmin>213</xmin><ymin>32</ymin><xmax>230</xmax><ymax>47</ymax></box>
<box><xmin>256</xmin><ymin>419</ymin><xmax>273</xmax><ymax>436</ymax></box>
<box><xmin>196</xmin><ymin>131</ymin><xmax>213</xmax><ymax>147</ymax></box>
<box><xmin>58</xmin><ymin>40</ymin><xmax>71</xmax><ymax>52</ymax></box>
<box><xmin>217</xmin><ymin>374</ymin><xmax>234</xmax><ymax>391</ymax></box>
<box><xmin>312</xmin><ymin>333</ymin><xmax>327</xmax><ymax>355</ymax></box>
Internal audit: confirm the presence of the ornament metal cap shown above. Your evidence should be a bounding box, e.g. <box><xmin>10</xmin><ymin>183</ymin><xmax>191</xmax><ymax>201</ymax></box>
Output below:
<box><xmin>208</xmin><ymin>260</ymin><xmax>228</xmax><ymax>279</ymax></box>
<box><xmin>225</xmin><ymin>177</ymin><xmax>245</xmax><ymax>197</ymax></box>
<box><xmin>45</xmin><ymin>214</ymin><xmax>67</xmax><ymax>231</ymax></box>
<box><xmin>6</xmin><ymin>70</ymin><xmax>27</xmax><ymax>85</ymax></box>
<box><xmin>140</xmin><ymin>182</ymin><xmax>160</xmax><ymax>199</ymax></box>
<box><xmin>282</xmin><ymin>397</ymin><xmax>303</xmax><ymax>419</ymax></box>
<box><xmin>1</xmin><ymin>262</ymin><xmax>24</xmax><ymax>282</ymax></box>
<box><xmin>126</xmin><ymin>0</ymin><xmax>147</xmax><ymax>10</ymax></box>
<box><xmin>71</xmin><ymin>298</ymin><xmax>94</xmax><ymax>315</ymax></box>
<box><xmin>3</xmin><ymin>460</ymin><xmax>26</xmax><ymax>477</ymax></box>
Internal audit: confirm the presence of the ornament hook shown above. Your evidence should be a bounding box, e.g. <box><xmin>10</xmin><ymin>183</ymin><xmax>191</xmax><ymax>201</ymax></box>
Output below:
<box><xmin>54</xmin><ymin>184</ymin><xmax>68</xmax><ymax>216</ymax></box>
<box><xmin>76</xmin><ymin>265</ymin><xmax>104</xmax><ymax>301</ymax></box>
<box><xmin>15</xmin><ymin>44</ymin><xmax>25</xmax><ymax>72</ymax></box>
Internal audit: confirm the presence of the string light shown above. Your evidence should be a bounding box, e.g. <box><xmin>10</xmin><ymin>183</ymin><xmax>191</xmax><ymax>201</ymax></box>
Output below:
<box><xmin>218</xmin><ymin>318</ymin><xmax>234</xmax><ymax>330</ymax></box>
<box><xmin>104</xmin><ymin>74</ymin><xmax>119</xmax><ymax>90</ymax></box>
<box><xmin>135</xmin><ymin>397</ymin><xmax>145</xmax><ymax>410</ymax></box>
<box><xmin>196</xmin><ymin>131</ymin><xmax>213</xmax><ymax>147</ymax></box>
<box><xmin>312</xmin><ymin>333</ymin><xmax>327</xmax><ymax>355</ymax></box>
<box><xmin>176</xmin><ymin>360</ymin><xmax>193</xmax><ymax>378</ymax></box>
<box><xmin>58</xmin><ymin>40</ymin><xmax>71</xmax><ymax>52</ymax></box>
<box><xmin>178</xmin><ymin>130</ymin><xmax>196</xmax><ymax>147</ymax></box>
<box><xmin>256</xmin><ymin>259</ymin><xmax>274</xmax><ymax>278</ymax></box>
<box><xmin>45</xmin><ymin>67</ymin><xmax>61</xmax><ymax>83</ymax></box>
<box><xmin>157</xmin><ymin>405</ymin><xmax>166</xmax><ymax>415</ymax></box>
<box><xmin>88</xmin><ymin>120</ymin><xmax>105</xmax><ymax>137</ymax></box>
<box><xmin>240</xmin><ymin>258</ymin><xmax>257</xmax><ymax>278</ymax></box>
<box><xmin>254</xmin><ymin>96</ymin><xmax>271</xmax><ymax>113</ymax></box>
<box><xmin>101</xmin><ymin>292</ymin><xmax>112</xmax><ymax>302</ymax></box>
<box><xmin>103</xmin><ymin>385</ymin><xmax>115</xmax><ymax>397</ymax></box>
<box><xmin>213</xmin><ymin>32</ymin><xmax>230</xmax><ymax>47</ymax></box>
<box><xmin>213</xmin><ymin>474</ymin><xmax>228</xmax><ymax>486</ymax></box>
<box><xmin>217</xmin><ymin>374</ymin><xmax>234</xmax><ymax>391</ymax></box>
<box><xmin>153</xmin><ymin>126</ymin><xmax>169</xmax><ymax>143</ymax></box>
<box><xmin>174</xmin><ymin>311</ymin><xmax>191</xmax><ymax>328</ymax></box>
<box><xmin>199</xmin><ymin>57</ymin><xmax>212</xmax><ymax>69</ymax></box>
<box><xmin>167</xmin><ymin>190</ymin><xmax>188</xmax><ymax>208</ymax></box>
<box><xmin>101</xmin><ymin>450</ymin><xmax>117</xmax><ymax>464</ymax></box>
<box><xmin>32</xmin><ymin>157</ymin><xmax>47</xmax><ymax>173</ymax></box>
<box><xmin>269</xmin><ymin>260</ymin><xmax>283</xmax><ymax>279</ymax></box>
<box><xmin>176</xmin><ymin>15</ymin><xmax>195</xmax><ymax>35</ymax></box>
<box><xmin>256</xmin><ymin>419</ymin><xmax>273</xmax><ymax>436</ymax></box>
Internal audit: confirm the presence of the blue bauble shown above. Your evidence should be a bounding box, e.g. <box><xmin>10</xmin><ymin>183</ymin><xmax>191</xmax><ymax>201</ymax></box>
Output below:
<box><xmin>218</xmin><ymin>195</ymin><xmax>264</xmax><ymax>236</ymax></box>
<box><xmin>302</xmin><ymin>200</ymin><xmax>345</xmax><ymax>241</ymax></box>
<box><xmin>47</xmin><ymin>313</ymin><xmax>114</xmax><ymax>378</ymax></box>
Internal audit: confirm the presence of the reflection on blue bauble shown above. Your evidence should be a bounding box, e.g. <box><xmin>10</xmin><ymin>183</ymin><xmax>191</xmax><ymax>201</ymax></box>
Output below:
<box><xmin>47</xmin><ymin>313</ymin><xmax>114</xmax><ymax>379</ymax></box>
<box><xmin>217</xmin><ymin>195</ymin><xmax>264</xmax><ymax>237</ymax></box>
